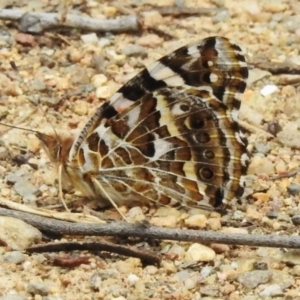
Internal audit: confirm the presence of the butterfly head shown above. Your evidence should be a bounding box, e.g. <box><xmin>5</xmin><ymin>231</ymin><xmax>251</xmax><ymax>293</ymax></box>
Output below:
<box><xmin>36</xmin><ymin>132</ymin><xmax>74</xmax><ymax>167</ymax></box>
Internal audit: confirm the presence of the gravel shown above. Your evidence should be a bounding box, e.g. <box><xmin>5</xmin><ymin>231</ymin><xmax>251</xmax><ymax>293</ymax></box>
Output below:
<box><xmin>1</xmin><ymin>0</ymin><xmax>300</xmax><ymax>299</ymax></box>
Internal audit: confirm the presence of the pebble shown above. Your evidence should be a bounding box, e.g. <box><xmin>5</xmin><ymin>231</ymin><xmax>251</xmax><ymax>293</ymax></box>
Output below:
<box><xmin>291</xmin><ymin>215</ymin><xmax>300</xmax><ymax>226</ymax></box>
<box><xmin>142</xmin><ymin>11</ymin><xmax>163</xmax><ymax>27</ymax></box>
<box><xmin>137</xmin><ymin>34</ymin><xmax>163</xmax><ymax>47</ymax></box>
<box><xmin>0</xmin><ymin>216</ymin><xmax>42</xmax><ymax>250</ymax></box>
<box><xmin>122</xmin><ymin>44</ymin><xmax>148</xmax><ymax>58</ymax></box>
<box><xmin>185</xmin><ymin>243</ymin><xmax>216</xmax><ymax>262</ymax></box>
<box><xmin>13</xmin><ymin>178</ymin><xmax>41</xmax><ymax>198</ymax></box>
<box><xmin>0</xmin><ymin>27</ymin><xmax>14</xmax><ymax>47</ymax></box>
<box><xmin>0</xmin><ymin>295</ymin><xmax>27</xmax><ymax>300</ymax></box>
<box><xmin>252</xmin><ymin>192</ymin><xmax>270</xmax><ymax>203</ymax></box>
<box><xmin>72</xmin><ymin>100</ymin><xmax>89</xmax><ymax>116</ymax></box>
<box><xmin>201</xmin><ymin>266</ymin><xmax>213</xmax><ymax>277</ymax></box>
<box><xmin>3</xmin><ymin>251</ymin><xmax>25</xmax><ymax>264</ymax></box>
<box><xmin>127</xmin><ymin>273</ymin><xmax>139</xmax><ymax>285</ymax></box>
<box><xmin>277</xmin><ymin>124</ymin><xmax>300</xmax><ymax>148</ymax></box>
<box><xmin>96</xmin><ymin>86</ymin><xmax>111</xmax><ymax>99</ymax></box>
<box><xmin>281</xmin><ymin>250</ymin><xmax>300</xmax><ymax>265</ymax></box>
<box><xmin>287</xmin><ymin>184</ymin><xmax>300</xmax><ymax>196</ymax></box>
<box><xmin>247</xmin><ymin>69</ymin><xmax>271</xmax><ymax>86</ymax></box>
<box><xmin>81</xmin><ymin>33</ymin><xmax>98</xmax><ymax>45</ymax></box>
<box><xmin>150</xmin><ymin>207</ymin><xmax>181</xmax><ymax>228</ymax></box>
<box><xmin>27</xmin><ymin>280</ymin><xmax>57</xmax><ymax>296</ymax></box>
<box><xmin>90</xmin><ymin>272</ymin><xmax>102</xmax><ymax>291</ymax></box>
<box><xmin>247</xmin><ymin>156</ymin><xmax>274</xmax><ymax>175</ymax></box>
<box><xmin>125</xmin><ymin>206</ymin><xmax>146</xmax><ymax>223</ymax></box>
<box><xmin>91</xmin><ymin>74</ymin><xmax>108</xmax><ymax>87</ymax></box>
<box><xmin>207</xmin><ymin>217</ymin><xmax>221</xmax><ymax>230</ymax></box>
<box><xmin>145</xmin><ymin>265</ymin><xmax>158</xmax><ymax>275</ymax></box>
<box><xmin>0</xmin><ymin>146</ymin><xmax>9</xmax><ymax>159</ymax></box>
<box><xmin>212</xmin><ymin>9</ymin><xmax>230</xmax><ymax>23</ymax></box>
<box><xmin>254</xmin><ymin>143</ymin><xmax>270</xmax><ymax>155</ymax></box>
<box><xmin>260</xmin><ymin>84</ymin><xmax>278</xmax><ymax>97</ymax></box>
<box><xmin>184</xmin><ymin>214</ymin><xmax>207</xmax><ymax>229</ymax></box>
<box><xmin>259</xmin><ymin>284</ymin><xmax>283</xmax><ymax>297</ymax></box>
<box><xmin>5</xmin><ymin>170</ymin><xmax>30</xmax><ymax>184</ymax></box>
<box><xmin>237</xmin><ymin>270</ymin><xmax>272</xmax><ymax>289</ymax></box>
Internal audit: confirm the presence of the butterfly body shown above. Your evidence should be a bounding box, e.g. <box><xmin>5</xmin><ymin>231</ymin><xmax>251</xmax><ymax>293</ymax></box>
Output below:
<box><xmin>39</xmin><ymin>36</ymin><xmax>249</xmax><ymax>210</ymax></box>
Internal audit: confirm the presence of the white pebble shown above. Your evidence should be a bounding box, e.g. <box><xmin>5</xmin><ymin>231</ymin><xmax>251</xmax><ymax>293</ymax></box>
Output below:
<box><xmin>91</xmin><ymin>74</ymin><xmax>108</xmax><ymax>88</ymax></box>
<box><xmin>127</xmin><ymin>273</ymin><xmax>139</xmax><ymax>284</ymax></box>
<box><xmin>260</xmin><ymin>84</ymin><xmax>278</xmax><ymax>96</ymax></box>
<box><xmin>81</xmin><ymin>33</ymin><xmax>99</xmax><ymax>45</ymax></box>
<box><xmin>96</xmin><ymin>86</ymin><xmax>111</xmax><ymax>99</ymax></box>
<box><xmin>185</xmin><ymin>243</ymin><xmax>216</xmax><ymax>262</ymax></box>
<box><xmin>200</xmin><ymin>266</ymin><xmax>212</xmax><ymax>277</ymax></box>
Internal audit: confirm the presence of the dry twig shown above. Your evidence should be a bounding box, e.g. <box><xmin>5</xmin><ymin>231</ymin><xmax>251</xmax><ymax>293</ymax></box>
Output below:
<box><xmin>1</xmin><ymin>206</ymin><xmax>300</xmax><ymax>249</ymax></box>
<box><xmin>27</xmin><ymin>241</ymin><xmax>161</xmax><ymax>265</ymax></box>
<box><xmin>0</xmin><ymin>9</ymin><xmax>140</xmax><ymax>33</ymax></box>
<box><xmin>151</xmin><ymin>6</ymin><xmax>222</xmax><ymax>16</ymax></box>
<box><xmin>249</xmin><ymin>60</ymin><xmax>300</xmax><ymax>75</ymax></box>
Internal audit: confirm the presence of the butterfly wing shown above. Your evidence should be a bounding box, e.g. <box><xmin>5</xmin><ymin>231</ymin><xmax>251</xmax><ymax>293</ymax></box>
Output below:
<box><xmin>68</xmin><ymin>36</ymin><xmax>249</xmax><ymax>209</ymax></box>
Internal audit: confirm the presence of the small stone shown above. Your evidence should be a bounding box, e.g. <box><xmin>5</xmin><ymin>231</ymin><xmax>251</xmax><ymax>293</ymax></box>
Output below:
<box><xmin>247</xmin><ymin>68</ymin><xmax>271</xmax><ymax>86</ymax></box>
<box><xmin>150</xmin><ymin>207</ymin><xmax>181</xmax><ymax>227</ymax></box>
<box><xmin>127</xmin><ymin>273</ymin><xmax>139</xmax><ymax>285</ymax></box>
<box><xmin>210</xmin><ymin>243</ymin><xmax>230</xmax><ymax>253</ymax></box>
<box><xmin>13</xmin><ymin>178</ymin><xmax>41</xmax><ymax>198</ymax></box>
<box><xmin>6</xmin><ymin>170</ymin><xmax>30</xmax><ymax>184</ymax></box>
<box><xmin>291</xmin><ymin>215</ymin><xmax>300</xmax><ymax>226</ymax></box>
<box><xmin>142</xmin><ymin>11</ymin><xmax>163</xmax><ymax>27</ymax></box>
<box><xmin>260</xmin><ymin>84</ymin><xmax>278</xmax><ymax>97</ymax></box>
<box><xmin>15</xmin><ymin>33</ymin><xmax>35</xmax><ymax>46</ymax></box>
<box><xmin>0</xmin><ymin>216</ymin><xmax>42</xmax><ymax>250</ymax></box>
<box><xmin>238</xmin><ymin>270</ymin><xmax>272</xmax><ymax>289</ymax></box>
<box><xmin>91</xmin><ymin>74</ymin><xmax>108</xmax><ymax>88</ymax></box>
<box><xmin>90</xmin><ymin>272</ymin><xmax>102</xmax><ymax>291</ymax></box>
<box><xmin>201</xmin><ymin>266</ymin><xmax>212</xmax><ymax>277</ymax></box>
<box><xmin>266</xmin><ymin>209</ymin><xmax>278</xmax><ymax>219</ymax></box>
<box><xmin>287</xmin><ymin>184</ymin><xmax>300</xmax><ymax>196</ymax></box>
<box><xmin>72</xmin><ymin>100</ymin><xmax>88</xmax><ymax>116</ymax></box>
<box><xmin>81</xmin><ymin>33</ymin><xmax>98</xmax><ymax>45</ymax></box>
<box><xmin>281</xmin><ymin>250</ymin><xmax>300</xmax><ymax>265</ymax></box>
<box><xmin>254</xmin><ymin>143</ymin><xmax>270</xmax><ymax>154</ymax></box>
<box><xmin>122</xmin><ymin>44</ymin><xmax>147</xmax><ymax>58</ymax></box>
<box><xmin>263</xmin><ymin>2</ymin><xmax>287</xmax><ymax>13</ymax></box>
<box><xmin>184</xmin><ymin>214</ymin><xmax>207</xmax><ymax>229</ymax></box>
<box><xmin>247</xmin><ymin>156</ymin><xmax>274</xmax><ymax>175</ymax></box>
<box><xmin>185</xmin><ymin>243</ymin><xmax>216</xmax><ymax>262</ymax></box>
<box><xmin>0</xmin><ymin>146</ymin><xmax>8</xmax><ymax>159</ymax></box>
<box><xmin>0</xmin><ymin>295</ymin><xmax>27</xmax><ymax>300</ymax></box>
<box><xmin>212</xmin><ymin>9</ymin><xmax>230</xmax><ymax>23</ymax></box>
<box><xmin>145</xmin><ymin>265</ymin><xmax>158</xmax><ymax>275</ymax></box>
<box><xmin>137</xmin><ymin>34</ymin><xmax>163</xmax><ymax>47</ymax></box>
<box><xmin>161</xmin><ymin>260</ymin><xmax>177</xmax><ymax>273</ymax></box>
<box><xmin>27</xmin><ymin>280</ymin><xmax>57</xmax><ymax>296</ymax></box>
<box><xmin>252</xmin><ymin>192</ymin><xmax>270</xmax><ymax>203</ymax></box>
<box><xmin>260</xmin><ymin>284</ymin><xmax>283</xmax><ymax>297</ymax></box>
<box><xmin>3</xmin><ymin>251</ymin><xmax>25</xmax><ymax>264</ymax></box>
<box><xmin>125</xmin><ymin>206</ymin><xmax>146</xmax><ymax>223</ymax></box>
<box><xmin>207</xmin><ymin>217</ymin><xmax>222</xmax><ymax>230</ymax></box>
<box><xmin>96</xmin><ymin>86</ymin><xmax>111</xmax><ymax>99</ymax></box>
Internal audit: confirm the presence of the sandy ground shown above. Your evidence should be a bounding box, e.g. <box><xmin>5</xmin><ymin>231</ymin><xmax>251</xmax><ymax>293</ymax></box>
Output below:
<box><xmin>1</xmin><ymin>0</ymin><xmax>300</xmax><ymax>299</ymax></box>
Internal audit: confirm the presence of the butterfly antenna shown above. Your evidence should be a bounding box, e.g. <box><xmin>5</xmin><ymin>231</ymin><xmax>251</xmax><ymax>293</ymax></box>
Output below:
<box><xmin>9</xmin><ymin>61</ymin><xmax>70</xmax><ymax>212</ymax></box>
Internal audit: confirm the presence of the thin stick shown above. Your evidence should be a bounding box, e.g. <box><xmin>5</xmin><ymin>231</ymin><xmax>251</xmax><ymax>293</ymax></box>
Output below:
<box><xmin>0</xmin><ymin>9</ymin><xmax>140</xmax><ymax>33</ymax></box>
<box><xmin>249</xmin><ymin>61</ymin><xmax>300</xmax><ymax>75</ymax></box>
<box><xmin>27</xmin><ymin>241</ymin><xmax>161</xmax><ymax>265</ymax></box>
<box><xmin>1</xmin><ymin>206</ymin><xmax>300</xmax><ymax>249</ymax></box>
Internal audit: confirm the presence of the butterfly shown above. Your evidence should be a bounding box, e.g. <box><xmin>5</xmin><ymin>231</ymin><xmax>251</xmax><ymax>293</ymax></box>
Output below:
<box><xmin>37</xmin><ymin>36</ymin><xmax>249</xmax><ymax>213</ymax></box>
